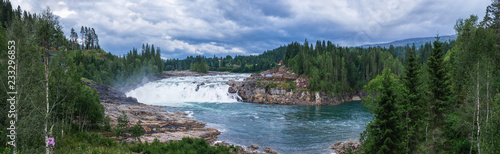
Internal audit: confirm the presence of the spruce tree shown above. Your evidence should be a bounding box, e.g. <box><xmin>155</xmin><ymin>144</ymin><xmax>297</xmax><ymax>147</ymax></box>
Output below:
<box><xmin>426</xmin><ymin>37</ymin><xmax>452</xmax><ymax>153</ymax></box>
<box><xmin>362</xmin><ymin>68</ymin><xmax>405</xmax><ymax>154</ymax></box>
<box><xmin>403</xmin><ymin>48</ymin><xmax>422</xmax><ymax>152</ymax></box>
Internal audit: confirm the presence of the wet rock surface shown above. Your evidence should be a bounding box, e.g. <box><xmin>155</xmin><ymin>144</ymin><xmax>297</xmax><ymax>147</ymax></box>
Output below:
<box><xmin>84</xmin><ymin>80</ymin><xmax>220</xmax><ymax>144</ymax></box>
<box><xmin>228</xmin><ymin>66</ymin><xmax>366</xmax><ymax>105</ymax></box>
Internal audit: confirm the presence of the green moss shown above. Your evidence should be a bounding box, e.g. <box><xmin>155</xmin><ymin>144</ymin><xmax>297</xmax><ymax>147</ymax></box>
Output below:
<box><xmin>264</xmin><ymin>81</ymin><xmax>296</xmax><ymax>91</ymax></box>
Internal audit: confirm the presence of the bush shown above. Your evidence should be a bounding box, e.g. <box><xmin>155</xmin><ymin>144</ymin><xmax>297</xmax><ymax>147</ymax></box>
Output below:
<box><xmin>55</xmin><ymin>131</ymin><xmax>126</xmax><ymax>154</ymax></box>
<box><xmin>131</xmin><ymin>120</ymin><xmax>145</xmax><ymax>141</ymax></box>
<box><xmin>129</xmin><ymin>137</ymin><xmax>236</xmax><ymax>154</ymax></box>
<box><xmin>102</xmin><ymin>116</ymin><xmax>112</xmax><ymax>132</ymax></box>
<box><xmin>115</xmin><ymin>111</ymin><xmax>129</xmax><ymax>138</ymax></box>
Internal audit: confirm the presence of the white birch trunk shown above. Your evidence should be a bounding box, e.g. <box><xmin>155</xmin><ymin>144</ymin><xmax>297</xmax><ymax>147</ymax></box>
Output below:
<box><xmin>44</xmin><ymin>54</ymin><xmax>49</xmax><ymax>154</ymax></box>
<box><xmin>476</xmin><ymin>61</ymin><xmax>480</xmax><ymax>154</ymax></box>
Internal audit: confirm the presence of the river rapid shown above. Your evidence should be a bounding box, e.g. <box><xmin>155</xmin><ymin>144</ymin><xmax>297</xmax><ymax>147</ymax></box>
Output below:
<box><xmin>126</xmin><ymin>74</ymin><xmax>372</xmax><ymax>154</ymax></box>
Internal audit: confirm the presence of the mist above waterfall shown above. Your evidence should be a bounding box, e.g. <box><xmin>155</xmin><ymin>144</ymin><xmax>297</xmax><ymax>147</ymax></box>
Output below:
<box><xmin>126</xmin><ymin>74</ymin><xmax>250</xmax><ymax>106</ymax></box>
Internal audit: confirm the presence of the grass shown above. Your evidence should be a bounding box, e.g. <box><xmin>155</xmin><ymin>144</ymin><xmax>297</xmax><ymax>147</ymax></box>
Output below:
<box><xmin>53</xmin><ymin>131</ymin><xmax>238</xmax><ymax>154</ymax></box>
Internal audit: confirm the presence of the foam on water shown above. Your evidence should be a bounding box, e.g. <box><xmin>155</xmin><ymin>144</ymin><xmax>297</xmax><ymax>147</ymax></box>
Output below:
<box><xmin>126</xmin><ymin>74</ymin><xmax>250</xmax><ymax>106</ymax></box>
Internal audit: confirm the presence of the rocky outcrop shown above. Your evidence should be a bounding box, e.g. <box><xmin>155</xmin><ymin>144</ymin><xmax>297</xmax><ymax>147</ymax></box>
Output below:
<box><xmin>330</xmin><ymin>141</ymin><xmax>363</xmax><ymax>154</ymax></box>
<box><xmin>228</xmin><ymin>66</ymin><xmax>365</xmax><ymax>105</ymax></box>
<box><xmin>84</xmin><ymin>80</ymin><xmax>220</xmax><ymax>144</ymax></box>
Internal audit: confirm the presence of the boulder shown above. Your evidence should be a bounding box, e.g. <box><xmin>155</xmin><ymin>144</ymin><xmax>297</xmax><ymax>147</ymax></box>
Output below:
<box><xmin>247</xmin><ymin>144</ymin><xmax>259</xmax><ymax>151</ymax></box>
<box><xmin>264</xmin><ymin>147</ymin><xmax>277</xmax><ymax>154</ymax></box>
<box><xmin>228</xmin><ymin>87</ymin><xmax>237</xmax><ymax>93</ymax></box>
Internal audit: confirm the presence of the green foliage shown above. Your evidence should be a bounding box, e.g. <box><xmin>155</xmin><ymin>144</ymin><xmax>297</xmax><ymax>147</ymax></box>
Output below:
<box><xmin>361</xmin><ymin>68</ymin><xmax>407</xmax><ymax>153</ymax></box>
<box><xmin>129</xmin><ymin>138</ymin><xmax>235</xmax><ymax>154</ymax></box>
<box><xmin>73</xmin><ymin>43</ymin><xmax>164</xmax><ymax>88</ymax></box>
<box><xmin>264</xmin><ymin>81</ymin><xmax>295</xmax><ymax>92</ymax></box>
<box><xmin>402</xmin><ymin>48</ymin><xmax>425</xmax><ymax>152</ymax></box>
<box><xmin>164</xmin><ymin>46</ymin><xmax>285</xmax><ymax>73</ymax></box>
<box><xmin>102</xmin><ymin>116</ymin><xmax>112</xmax><ymax>132</ymax></box>
<box><xmin>190</xmin><ymin>56</ymin><xmax>208</xmax><ymax>73</ymax></box>
<box><xmin>283</xmin><ymin>40</ymin><xmax>407</xmax><ymax>94</ymax></box>
<box><xmin>115</xmin><ymin>112</ymin><xmax>129</xmax><ymax>138</ymax></box>
<box><xmin>55</xmin><ymin>131</ymin><xmax>129</xmax><ymax>154</ymax></box>
<box><xmin>131</xmin><ymin>120</ymin><xmax>145</xmax><ymax>141</ymax></box>
<box><xmin>421</xmin><ymin>37</ymin><xmax>453</xmax><ymax>153</ymax></box>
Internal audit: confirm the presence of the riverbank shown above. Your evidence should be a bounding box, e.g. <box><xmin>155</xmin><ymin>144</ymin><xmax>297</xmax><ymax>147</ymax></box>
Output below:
<box><xmin>85</xmin><ymin>78</ymin><xmax>279</xmax><ymax>153</ymax></box>
<box><xmin>228</xmin><ymin>66</ymin><xmax>365</xmax><ymax>105</ymax></box>
<box><xmin>84</xmin><ymin>79</ymin><xmax>221</xmax><ymax>143</ymax></box>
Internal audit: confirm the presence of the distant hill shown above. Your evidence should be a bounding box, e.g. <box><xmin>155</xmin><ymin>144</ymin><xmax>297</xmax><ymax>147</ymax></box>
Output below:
<box><xmin>361</xmin><ymin>35</ymin><xmax>457</xmax><ymax>48</ymax></box>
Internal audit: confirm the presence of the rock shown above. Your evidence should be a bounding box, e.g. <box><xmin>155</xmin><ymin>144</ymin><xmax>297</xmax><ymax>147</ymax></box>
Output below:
<box><xmin>213</xmin><ymin>141</ymin><xmax>231</xmax><ymax>147</ymax></box>
<box><xmin>227</xmin><ymin>67</ymin><xmax>365</xmax><ymax>105</ymax></box>
<box><xmin>268</xmin><ymin>88</ymin><xmax>286</xmax><ymax>95</ymax></box>
<box><xmin>295</xmin><ymin>77</ymin><xmax>309</xmax><ymax>90</ymax></box>
<box><xmin>264</xmin><ymin>147</ymin><xmax>277</xmax><ymax>154</ymax></box>
<box><xmin>247</xmin><ymin>144</ymin><xmax>259</xmax><ymax>151</ymax></box>
<box><xmin>87</xmin><ymin>80</ymin><xmax>221</xmax><ymax>144</ymax></box>
<box><xmin>331</xmin><ymin>141</ymin><xmax>362</xmax><ymax>154</ymax></box>
<box><xmin>228</xmin><ymin>87</ymin><xmax>237</xmax><ymax>93</ymax></box>
<box><xmin>352</xmin><ymin>95</ymin><xmax>361</xmax><ymax>101</ymax></box>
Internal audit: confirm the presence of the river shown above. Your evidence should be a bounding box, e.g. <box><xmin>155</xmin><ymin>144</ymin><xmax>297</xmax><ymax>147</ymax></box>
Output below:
<box><xmin>126</xmin><ymin>74</ymin><xmax>372</xmax><ymax>154</ymax></box>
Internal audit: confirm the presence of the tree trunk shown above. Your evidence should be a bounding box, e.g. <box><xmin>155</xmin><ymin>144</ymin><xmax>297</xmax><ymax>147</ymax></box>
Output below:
<box><xmin>470</xmin><ymin>108</ymin><xmax>475</xmax><ymax>154</ymax></box>
<box><xmin>476</xmin><ymin>61</ymin><xmax>480</xmax><ymax>154</ymax></box>
<box><xmin>44</xmin><ymin>53</ymin><xmax>49</xmax><ymax>154</ymax></box>
<box><xmin>486</xmin><ymin>62</ymin><xmax>489</xmax><ymax>131</ymax></box>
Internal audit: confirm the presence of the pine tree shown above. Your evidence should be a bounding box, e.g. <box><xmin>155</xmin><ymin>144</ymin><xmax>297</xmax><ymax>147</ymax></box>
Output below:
<box><xmin>362</xmin><ymin>68</ymin><xmax>405</xmax><ymax>154</ymax></box>
<box><xmin>426</xmin><ymin>37</ymin><xmax>452</xmax><ymax>153</ymax></box>
<box><xmin>403</xmin><ymin>48</ymin><xmax>422</xmax><ymax>153</ymax></box>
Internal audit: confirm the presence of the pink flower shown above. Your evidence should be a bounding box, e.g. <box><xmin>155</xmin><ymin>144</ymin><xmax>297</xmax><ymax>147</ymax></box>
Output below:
<box><xmin>47</xmin><ymin>137</ymin><xmax>55</xmax><ymax>148</ymax></box>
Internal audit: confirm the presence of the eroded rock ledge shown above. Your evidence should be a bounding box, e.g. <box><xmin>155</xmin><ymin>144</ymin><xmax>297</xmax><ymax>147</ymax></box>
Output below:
<box><xmin>228</xmin><ymin>66</ymin><xmax>365</xmax><ymax>105</ymax></box>
<box><xmin>84</xmin><ymin>80</ymin><xmax>220</xmax><ymax>143</ymax></box>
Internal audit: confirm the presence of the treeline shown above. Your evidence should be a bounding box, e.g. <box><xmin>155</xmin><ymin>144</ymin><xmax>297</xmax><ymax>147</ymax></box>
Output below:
<box><xmin>359</xmin><ymin>2</ymin><xmax>500</xmax><ymax>153</ymax></box>
<box><xmin>281</xmin><ymin>39</ymin><xmax>455</xmax><ymax>94</ymax></box>
<box><xmin>68</xmin><ymin>26</ymin><xmax>100</xmax><ymax>50</ymax></box>
<box><xmin>73</xmin><ymin>43</ymin><xmax>164</xmax><ymax>88</ymax></box>
<box><xmin>283</xmin><ymin>40</ymin><xmax>404</xmax><ymax>93</ymax></box>
<box><xmin>387</xmin><ymin>40</ymin><xmax>455</xmax><ymax>64</ymax></box>
<box><xmin>164</xmin><ymin>46</ymin><xmax>286</xmax><ymax>73</ymax></box>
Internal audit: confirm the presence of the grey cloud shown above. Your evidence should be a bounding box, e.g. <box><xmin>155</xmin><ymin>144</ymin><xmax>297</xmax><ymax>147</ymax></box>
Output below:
<box><xmin>12</xmin><ymin>0</ymin><xmax>492</xmax><ymax>58</ymax></box>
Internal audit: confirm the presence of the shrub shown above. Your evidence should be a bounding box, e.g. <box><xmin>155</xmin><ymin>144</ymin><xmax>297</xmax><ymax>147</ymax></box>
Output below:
<box><xmin>115</xmin><ymin>111</ymin><xmax>129</xmax><ymax>138</ymax></box>
<box><xmin>131</xmin><ymin>120</ymin><xmax>145</xmax><ymax>141</ymax></box>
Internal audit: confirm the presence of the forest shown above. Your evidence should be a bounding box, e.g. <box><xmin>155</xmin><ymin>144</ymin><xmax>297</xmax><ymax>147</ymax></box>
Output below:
<box><xmin>359</xmin><ymin>13</ymin><xmax>500</xmax><ymax>154</ymax></box>
<box><xmin>0</xmin><ymin>1</ymin><xmax>231</xmax><ymax>153</ymax></box>
<box><xmin>163</xmin><ymin>46</ymin><xmax>286</xmax><ymax>73</ymax></box>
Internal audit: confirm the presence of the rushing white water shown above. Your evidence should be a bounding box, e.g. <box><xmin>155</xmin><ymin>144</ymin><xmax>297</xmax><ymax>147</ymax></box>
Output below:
<box><xmin>126</xmin><ymin>73</ymin><xmax>250</xmax><ymax>106</ymax></box>
<box><xmin>126</xmin><ymin>73</ymin><xmax>372</xmax><ymax>153</ymax></box>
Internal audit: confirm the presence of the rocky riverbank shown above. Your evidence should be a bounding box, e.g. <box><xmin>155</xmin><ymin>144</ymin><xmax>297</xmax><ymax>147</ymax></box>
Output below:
<box><xmin>84</xmin><ymin>79</ymin><xmax>279</xmax><ymax>153</ymax></box>
<box><xmin>84</xmin><ymin>79</ymin><xmax>220</xmax><ymax>143</ymax></box>
<box><xmin>228</xmin><ymin>66</ymin><xmax>365</xmax><ymax>105</ymax></box>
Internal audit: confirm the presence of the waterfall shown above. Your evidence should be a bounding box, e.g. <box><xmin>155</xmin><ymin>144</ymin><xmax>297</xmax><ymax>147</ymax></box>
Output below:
<box><xmin>126</xmin><ymin>74</ymin><xmax>250</xmax><ymax>106</ymax></box>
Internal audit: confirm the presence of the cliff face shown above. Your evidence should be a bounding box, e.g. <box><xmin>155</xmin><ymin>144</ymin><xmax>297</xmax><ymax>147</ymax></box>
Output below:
<box><xmin>228</xmin><ymin>66</ymin><xmax>364</xmax><ymax>105</ymax></box>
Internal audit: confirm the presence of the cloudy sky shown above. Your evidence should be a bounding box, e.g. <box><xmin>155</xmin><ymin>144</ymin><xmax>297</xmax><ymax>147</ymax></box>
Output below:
<box><xmin>12</xmin><ymin>0</ymin><xmax>491</xmax><ymax>59</ymax></box>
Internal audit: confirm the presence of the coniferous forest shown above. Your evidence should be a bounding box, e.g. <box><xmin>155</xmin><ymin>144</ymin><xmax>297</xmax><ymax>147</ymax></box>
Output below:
<box><xmin>0</xmin><ymin>0</ymin><xmax>499</xmax><ymax>153</ymax></box>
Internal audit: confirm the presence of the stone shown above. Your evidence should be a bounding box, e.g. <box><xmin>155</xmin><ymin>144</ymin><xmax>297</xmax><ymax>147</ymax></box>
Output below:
<box><xmin>247</xmin><ymin>144</ymin><xmax>259</xmax><ymax>151</ymax></box>
<box><xmin>264</xmin><ymin>147</ymin><xmax>277</xmax><ymax>154</ymax></box>
<box><xmin>90</xmin><ymin>81</ymin><xmax>220</xmax><ymax>144</ymax></box>
<box><xmin>228</xmin><ymin>87</ymin><xmax>237</xmax><ymax>93</ymax></box>
<box><xmin>330</xmin><ymin>141</ymin><xmax>362</xmax><ymax>154</ymax></box>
